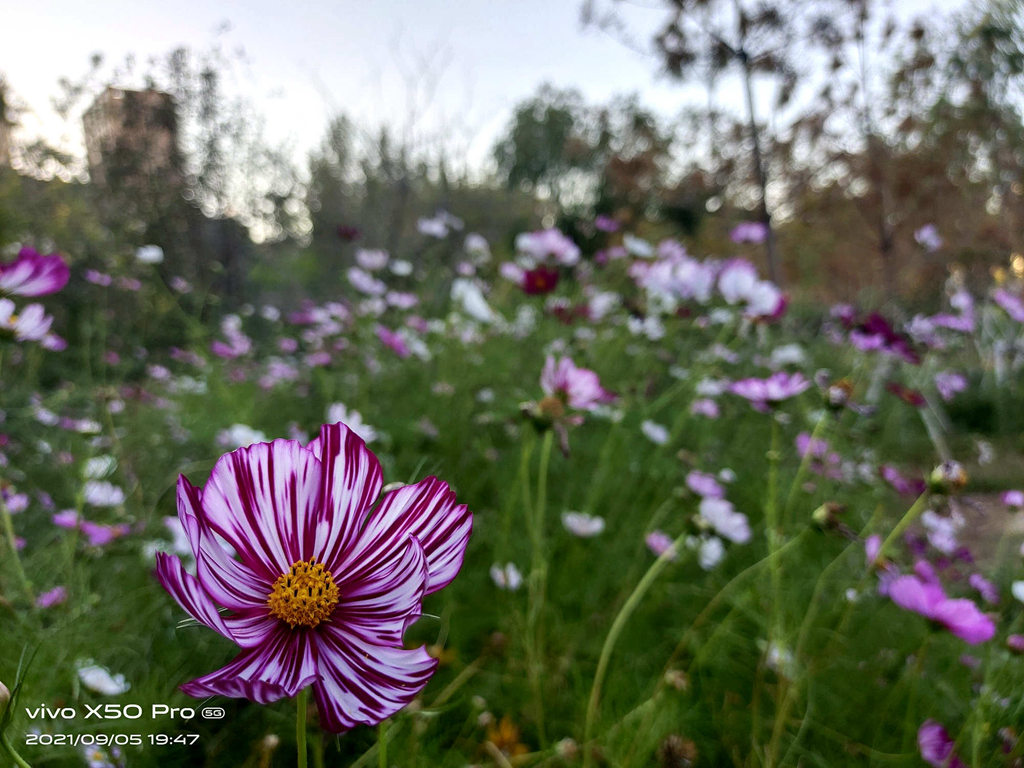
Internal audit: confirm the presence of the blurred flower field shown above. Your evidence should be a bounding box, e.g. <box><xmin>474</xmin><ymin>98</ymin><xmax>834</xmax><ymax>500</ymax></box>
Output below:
<box><xmin>1</xmin><ymin>220</ymin><xmax>1024</xmax><ymax>768</ymax></box>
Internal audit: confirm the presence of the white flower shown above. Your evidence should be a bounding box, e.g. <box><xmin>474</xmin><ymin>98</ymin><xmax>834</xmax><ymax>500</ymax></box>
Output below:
<box><xmin>83</xmin><ymin>455</ymin><xmax>117</xmax><ymax>479</ymax></box>
<box><xmin>83</xmin><ymin>481</ymin><xmax>125</xmax><ymax>508</ymax></box>
<box><xmin>77</xmin><ymin>663</ymin><xmax>130</xmax><ymax>695</ymax></box>
<box><xmin>325</xmin><ymin>403</ymin><xmax>378</xmax><ymax>444</ymax></box>
<box><xmin>699</xmin><ymin>497</ymin><xmax>751</xmax><ymax>544</ymax></box>
<box><xmin>390</xmin><ymin>259</ymin><xmax>413</xmax><ymax>277</ymax></box>
<box><xmin>1012</xmin><ymin>580</ymin><xmax>1024</xmax><ymax>603</ymax></box>
<box><xmin>623</xmin><ymin>234</ymin><xmax>654</xmax><ymax>258</ymax></box>
<box><xmin>490</xmin><ymin>562</ymin><xmax>523</xmax><ymax>591</ymax></box>
<box><xmin>698</xmin><ymin>536</ymin><xmax>725</xmax><ymax>570</ymax></box>
<box><xmin>641</xmin><ymin>420</ymin><xmax>669</xmax><ymax>445</ymax></box>
<box><xmin>561</xmin><ymin>511</ymin><xmax>605</xmax><ymax>538</ymax></box>
<box><xmin>451</xmin><ymin>278</ymin><xmax>498</xmax><ymax>324</ymax></box>
<box><xmin>216</xmin><ymin>423</ymin><xmax>268</xmax><ymax>449</ymax></box>
<box><xmin>135</xmin><ymin>245</ymin><xmax>164</xmax><ymax>264</ymax></box>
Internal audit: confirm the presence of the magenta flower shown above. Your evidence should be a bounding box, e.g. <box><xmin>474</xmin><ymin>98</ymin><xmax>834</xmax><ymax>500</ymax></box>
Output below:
<box><xmin>917</xmin><ymin>720</ymin><xmax>966</xmax><ymax>768</ymax></box>
<box><xmin>155</xmin><ymin>422</ymin><xmax>472</xmax><ymax>731</ymax></box>
<box><xmin>729</xmin><ymin>371</ymin><xmax>810</xmax><ymax>410</ymax></box>
<box><xmin>889</xmin><ymin>574</ymin><xmax>995</xmax><ymax>644</ymax></box>
<box><xmin>376</xmin><ymin>325</ymin><xmax>410</xmax><ymax>358</ymax></box>
<box><xmin>0</xmin><ymin>247</ymin><xmax>69</xmax><ymax>296</ymax></box>
<box><xmin>1002</xmin><ymin>490</ymin><xmax>1024</xmax><ymax>509</ymax></box>
<box><xmin>540</xmin><ymin>356</ymin><xmax>615</xmax><ymax>412</ymax></box>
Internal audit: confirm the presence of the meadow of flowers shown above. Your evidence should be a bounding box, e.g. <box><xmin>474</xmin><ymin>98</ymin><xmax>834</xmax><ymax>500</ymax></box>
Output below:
<box><xmin>1</xmin><ymin>218</ymin><xmax>1024</xmax><ymax>768</ymax></box>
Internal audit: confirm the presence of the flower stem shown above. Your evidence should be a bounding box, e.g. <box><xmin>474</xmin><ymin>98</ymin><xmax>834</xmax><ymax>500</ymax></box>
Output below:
<box><xmin>0</xmin><ymin>494</ymin><xmax>32</xmax><ymax>603</ymax></box>
<box><xmin>582</xmin><ymin>535</ymin><xmax>685</xmax><ymax>768</ymax></box>
<box><xmin>526</xmin><ymin>429</ymin><xmax>554</xmax><ymax>746</ymax></box>
<box><xmin>873</xmin><ymin>491</ymin><xmax>930</xmax><ymax>566</ymax></box>
<box><xmin>296</xmin><ymin>688</ymin><xmax>308</xmax><ymax>768</ymax></box>
<box><xmin>378</xmin><ymin>721</ymin><xmax>387</xmax><ymax>768</ymax></box>
<box><xmin>0</xmin><ymin>730</ymin><xmax>32</xmax><ymax>768</ymax></box>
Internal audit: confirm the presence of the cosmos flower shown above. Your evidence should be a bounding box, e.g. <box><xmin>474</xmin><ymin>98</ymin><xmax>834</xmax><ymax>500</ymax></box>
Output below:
<box><xmin>645</xmin><ymin>530</ymin><xmax>677</xmax><ymax>560</ymax></box>
<box><xmin>729</xmin><ymin>221</ymin><xmax>769</xmax><ymax>244</ymax></box>
<box><xmin>914</xmin><ymin>224</ymin><xmax>943</xmax><ymax>252</ymax></box>
<box><xmin>917</xmin><ymin>720</ymin><xmax>965</xmax><ymax>768</ymax></box>
<box><xmin>888</xmin><ymin>574</ymin><xmax>995</xmax><ymax>644</ymax></box>
<box><xmin>515</xmin><ymin>228</ymin><xmax>579</xmax><ymax>266</ymax></box>
<box><xmin>561</xmin><ymin>511</ymin><xmax>605</xmax><ymax>538</ymax></box>
<box><xmin>155</xmin><ymin>422</ymin><xmax>472</xmax><ymax>732</ymax></box>
<box><xmin>77</xmin><ymin>662</ymin><xmax>131</xmax><ymax>696</ymax></box>
<box><xmin>36</xmin><ymin>586</ymin><xmax>68</xmax><ymax>608</ymax></box>
<box><xmin>729</xmin><ymin>372</ymin><xmax>810</xmax><ymax>411</ymax></box>
<box><xmin>641</xmin><ymin>420</ymin><xmax>669</xmax><ymax>445</ymax></box>
<box><xmin>540</xmin><ymin>356</ymin><xmax>615</xmax><ymax>412</ymax></box>
<box><xmin>0</xmin><ymin>247</ymin><xmax>69</xmax><ymax>296</ymax></box>
<box><xmin>0</xmin><ymin>299</ymin><xmax>53</xmax><ymax>342</ymax></box>
<box><xmin>698</xmin><ymin>497</ymin><xmax>751</xmax><ymax>544</ymax></box>
<box><xmin>993</xmin><ymin>288</ymin><xmax>1024</xmax><ymax>322</ymax></box>
<box><xmin>489</xmin><ymin>562</ymin><xmax>524</xmax><ymax>590</ymax></box>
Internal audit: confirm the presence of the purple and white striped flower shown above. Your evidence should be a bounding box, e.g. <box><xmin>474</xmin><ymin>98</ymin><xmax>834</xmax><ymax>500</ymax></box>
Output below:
<box><xmin>0</xmin><ymin>247</ymin><xmax>69</xmax><ymax>296</ymax></box>
<box><xmin>155</xmin><ymin>422</ymin><xmax>472</xmax><ymax>732</ymax></box>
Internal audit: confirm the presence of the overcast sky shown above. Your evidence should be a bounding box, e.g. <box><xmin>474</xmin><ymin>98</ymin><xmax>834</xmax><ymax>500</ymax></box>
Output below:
<box><xmin>2</xmin><ymin>0</ymin><xmax>967</xmax><ymax>175</ymax></box>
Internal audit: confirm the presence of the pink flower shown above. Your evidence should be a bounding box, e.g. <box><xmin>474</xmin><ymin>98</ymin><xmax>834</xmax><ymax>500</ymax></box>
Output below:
<box><xmin>1002</xmin><ymin>489</ymin><xmax>1024</xmax><ymax>509</ymax></box>
<box><xmin>729</xmin><ymin>221</ymin><xmax>768</xmax><ymax>244</ymax></box>
<box><xmin>376</xmin><ymin>325</ymin><xmax>410</xmax><ymax>358</ymax></box>
<box><xmin>0</xmin><ymin>247</ymin><xmax>69</xmax><ymax>296</ymax></box>
<box><xmin>540</xmin><ymin>356</ymin><xmax>615</xmax><ymax>412</ymax></box>
<box><xmin>880</xmin><ymin>465</ymin><xmax>926</xmax><ymax>497</ymax></box>
<box><xmin>155</xmin><ymin>422</ymin><xmax>472</xmax><ymax>732</ymax></box>
<box><xmin>934</xmin><ymin>371</ymin><xmax>967</xmax><ymax>402</ymax></box>
<box><xmin>889</xmin><ymin>575</ymin><xmax>995</xmax><ymax>644</ymax></box>
<box><xmin>645</xmin><ymin>530</ymin><xmax>677</xmax><ymax>560</ymax></box>
<box><xmin>918</xmin><ymin>720</ymin><xmax>966</xmax><ymax>768</ymax></box>
<box><xmin>515</xmin><ymin>228</ymin><xmax>580</xmax><ymax>266</ymax></box>
<box><xmin>992</xmin><ymin>288</ymin><xmax>1024</xmax><ymax>322</ymax></box>
<box><xmin>690</xmin><ymin>398</ymin><xmax>720</xmax><ymax>418</ymax></box>
<box><xmin>686</xmin><ymin>471</ymin><xmax>724</xmax><ymax>499</ymax></box>
<box><xmin>729</xmin><ymin>372</ymin><xmax>810</xmax><ymax>410</ymax></box>
<box><xmin>35</xmin><ymin>586</ymin><xmax>68</xmax><ymax>608</ymax></box>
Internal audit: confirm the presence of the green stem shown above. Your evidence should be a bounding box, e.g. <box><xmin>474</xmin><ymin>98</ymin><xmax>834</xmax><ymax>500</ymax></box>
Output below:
<box><xmin>781</xmin><ymin>412</ymin><xmax>829</xmax><ymax>528</ymax></box>
<box><xmin>526</xmin><ymin>429</ymin><xmax>554</xmax><ymax>746</ymax></box>
<box><xmin>378</xmin><ymin>721</ymin><xmax>387</xmax><ymax>768</ymax></box>
<box><xmin>0</xmin><ymin>495</ymin><xmax>33</xmax><ymax>603</ymax></box>
<box><xmin>296</xmin><ymin>688</ymin><xmax>308</xmax><ymax>768</ymax></box>
<box><xmin>582</xmin><ymin>535</ymin><xmax>686</xmax><ymax>768</ymax></box>
<box><xmin>0</xmin><ymin>730</ymin><xmax>32</xmax><ymax>768</ymax></box>
<box><xmin>873</xmin><ymin>491</ymin><xmax>930</xmax><ymax>566</ymax></box>
<box><xmin>766</xmin><ymin>417</ymin><xmax>783</xmax><ymax>645</ymax></box>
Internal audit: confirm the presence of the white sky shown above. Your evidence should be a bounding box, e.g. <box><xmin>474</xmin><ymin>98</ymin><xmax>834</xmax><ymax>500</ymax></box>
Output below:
<box><xmin>1</xmin><ymin>0</ymin><xmax>968</xmax><ymax>177</ymax></box>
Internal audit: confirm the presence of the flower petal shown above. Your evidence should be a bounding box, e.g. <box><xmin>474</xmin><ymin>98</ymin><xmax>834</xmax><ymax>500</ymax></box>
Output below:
<box><xmin>154</xmin><ymin>553</ymin><xmax>235</xmax><ymax>643</ymax></box>
<box><xmin>932</xmin><ymin>599</ymin><xmax>996</xmax><ymax>644</ymax></box>
<box><xmin>335</xmin><ymin>538</ymin><xmax>428</xmax><ymax>646</ymax></box>
<box><xmin>308</xmin><ymin>422</ymin><xmax>383</xmax><ymax>568</ymax></box>
<box><xmin>202</xmin><ymin>439</ymin><xmax>323</xmax><ymax>579</ymax></box>
<box><xmin>177</xmin><ymin>476</ymin><xmax>270</xmax><ymax>611</ymax></box>
<box><xmin>339</xmin><ymin>476</ymin><xmax>471</xmax><ymax>594</ymax></box>
<box><xmin>181</xmin><ymin>623</ymin><xmax>317</xmax><ymax>704</ymax></box>
<box><xmin>312</xmin><ymin>626</ymin><xmax>437</xmax><ymax>732</ymax></box>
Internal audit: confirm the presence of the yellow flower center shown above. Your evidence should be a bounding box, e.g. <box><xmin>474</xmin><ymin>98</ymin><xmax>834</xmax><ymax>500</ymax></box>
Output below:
<box><xmin>267</xmin><ymin>559</ymin><xmax>339</xmax><ymax>628</ymax></box>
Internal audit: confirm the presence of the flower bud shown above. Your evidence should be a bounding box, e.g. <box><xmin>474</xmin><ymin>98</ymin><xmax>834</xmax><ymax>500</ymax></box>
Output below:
<box><xmin>811</xmin><ymin>502</ymin><xmax>845</xmax><ymax>531</ymax></box>
<box><xmin>928</xmin><ymin>461</ymin><xmax>968</xmax><ymax>494</ymax></box>
<box><xmin>0</xmin><ymin>679</ymin><xmax>10</xmax><ymax>708</ymax></box>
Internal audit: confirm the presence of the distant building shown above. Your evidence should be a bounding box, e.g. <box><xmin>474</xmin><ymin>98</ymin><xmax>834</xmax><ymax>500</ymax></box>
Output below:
<box><xmin>82</xmin><ymin>87</ymin><xmax>180</xmax><ymax>189</ymax></box>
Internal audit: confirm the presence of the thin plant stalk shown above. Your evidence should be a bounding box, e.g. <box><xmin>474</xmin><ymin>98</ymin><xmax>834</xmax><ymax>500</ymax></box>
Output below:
<box><xmin>296</xmin><ymin>688</ymin><xmax>308</xmax><ymax>768</ymax></box>
<box><xmin>0</xmin><ymin>494</ymin><xmax>32</xmax><ymax>603</ymax></box>
<box><xmin>582</xmin><ymin>534</ymin><xmax>686</xmax><ymax>768</ymax></box>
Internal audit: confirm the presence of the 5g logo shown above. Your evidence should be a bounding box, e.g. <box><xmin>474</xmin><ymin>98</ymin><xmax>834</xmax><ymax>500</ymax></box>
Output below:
<box><xmin>201</xmin><ymin>707</ymin><xmax>226</xmax><ymax>719</ymax></box>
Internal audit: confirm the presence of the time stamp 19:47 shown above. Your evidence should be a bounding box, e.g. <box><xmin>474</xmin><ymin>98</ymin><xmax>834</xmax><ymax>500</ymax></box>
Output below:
<box><xmin>25</xmin><ymin>733</ymin><xmax>201</xmax><ymax>747</ymax></box>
